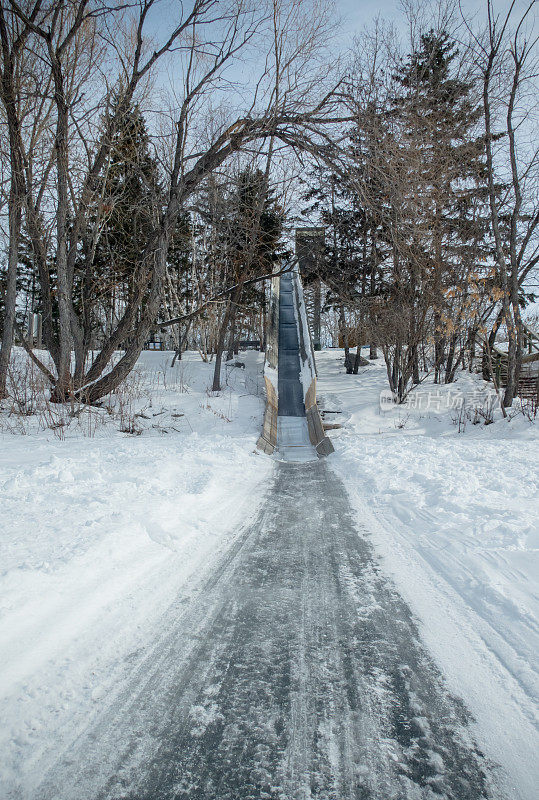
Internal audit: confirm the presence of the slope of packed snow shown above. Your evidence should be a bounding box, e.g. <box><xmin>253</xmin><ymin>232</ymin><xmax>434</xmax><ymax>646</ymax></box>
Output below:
<box><xmin>0</xmin><ymin>350</ymin><xmax>271</xmax><ymax>796</ymax></box>
<box><xmin>1</xmin><ymin>344</ymin><xmax>538</xmax><ymax>798</ymax></box>
<box><xmin>316</xmin><ymin>348</ymin><xmax>539</xmax><ymax>800</ymax></box>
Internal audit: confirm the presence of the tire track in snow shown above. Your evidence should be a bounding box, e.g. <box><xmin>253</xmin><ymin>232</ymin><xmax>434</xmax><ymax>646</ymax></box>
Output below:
<box><xmin>33</xmin><ymin>462</ymin><xmax>498</xmax><ymax>800</ymax></box>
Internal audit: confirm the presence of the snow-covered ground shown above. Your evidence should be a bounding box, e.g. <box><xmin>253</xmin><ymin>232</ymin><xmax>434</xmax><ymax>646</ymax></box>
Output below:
<box><xmin>1</xmin><ymin>345</ymin><xmax>537</xmax><ymax>798</ymax></box>
<box><xmin>0</xmin><ymin>349</ymin><xmax>272</xmax><ymax>796</ymax></box>
<box><xmin>317</xmin><ymin>348</ymin><xmax>539</xmax><ymax>800</ymax></box>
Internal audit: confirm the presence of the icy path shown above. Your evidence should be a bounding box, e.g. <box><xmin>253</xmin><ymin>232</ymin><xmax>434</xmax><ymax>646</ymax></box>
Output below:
<box><xmin>32</xmin><ymin>462</ymin><xmax>497</xmax><ymax>800</ymax></box>
<box><xmin>314</xmin><ymin>348</ymin><xmax>538</xmax><ymax>799</ymax></box>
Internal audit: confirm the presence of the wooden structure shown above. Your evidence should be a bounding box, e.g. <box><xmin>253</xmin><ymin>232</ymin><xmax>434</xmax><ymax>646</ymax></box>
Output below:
<box><xmin>257</xmin><ymin>273</ymin><xmax>280</xmax><ymax>454</ymax></box>
<box><xmin>478</xmin><ymin>324</ymin><xmax>539</xmax><ymax>402</ymax></box>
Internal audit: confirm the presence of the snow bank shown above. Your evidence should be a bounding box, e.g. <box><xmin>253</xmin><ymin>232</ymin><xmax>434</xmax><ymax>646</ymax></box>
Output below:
<box><xmin>0</xmin><ymin>350</ymin><xmax>272</xmax><ymax>796</ymax></box>
<box><xmin>316</xmin><ymin>348</ymin><xmax>539</xmax><ymax>800</ymax></box>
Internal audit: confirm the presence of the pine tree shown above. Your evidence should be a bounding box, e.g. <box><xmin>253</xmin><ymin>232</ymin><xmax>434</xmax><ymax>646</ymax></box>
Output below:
<box><xmin>163</xmin><ymin>210</ymin><xmax>193</xmax><ymax>358</ymax></box>
<box><xmin>84</xmin><ymin>99</ymin><xmax>160</xmax><ymax>343</ymax></box>
<box><xmin>301</xmin><ymin>153</ymin><xmax>387</xmax><ymax>372</ymax></box>
<box><xmin>389</xmin><ymin>30</ymin><xmax>492</xmax><ymax>383</ymax></box>
<box><xmin>225</xmin><ymin>168</ymin><xmax>285</xmax><ymax>356</ymax></box>
<box><xmin>210</xmin><ymin>167</ymin><xmax>285</xmax><ymax>390</ymax></box>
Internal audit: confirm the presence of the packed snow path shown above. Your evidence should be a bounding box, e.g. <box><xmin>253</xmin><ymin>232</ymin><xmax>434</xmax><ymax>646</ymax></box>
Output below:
<box><xmin>34</xmin><ymin>463</ymin><xmax>495</xmax><ymax>800</ymax></box>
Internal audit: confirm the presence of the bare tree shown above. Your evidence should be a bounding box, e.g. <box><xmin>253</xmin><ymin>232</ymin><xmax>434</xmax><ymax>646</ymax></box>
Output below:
<box><xmin>466</xmin><ymin>0</ymin><xmax>539</xmax><ymax>405</ymax></box>
<box><xmin>0</xmin><ymin>1</ymin><xmax>46</xmax><ymax>398</ymax></box>
<box><xmin>0</xmin><ymin>0</ymin><xmax>343</xmax><ymax>404</ymax></box>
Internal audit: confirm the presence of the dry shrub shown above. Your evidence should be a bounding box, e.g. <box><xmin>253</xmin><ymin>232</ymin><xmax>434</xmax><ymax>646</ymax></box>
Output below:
<box><xmin>0</xmin><ymin>353</ymin><xmax>149</xmax><ymax>437</ymax></box>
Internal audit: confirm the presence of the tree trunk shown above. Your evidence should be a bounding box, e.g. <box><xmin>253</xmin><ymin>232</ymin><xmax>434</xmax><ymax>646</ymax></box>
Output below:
<box><xmin>483</xmin><ymin>56</ymin><xmax>516</xmax><ymax>409</ymax></box>
<box><xmin>444</xmin><ymin>335</ymin><xmax>456</xmax><ymax>383</ymax></box>
<box><xmin>382</xmin><ymin>346</ymin><xmax>396</xmax><ymax>396</ymax></box>
<box><xmin>483</xmin><ymin>338</ymin><xmax>507</xmax><ymax>419</ymax></box>
<box><xmin>411</xmin><ymin>344</ymin><xmax>420</xmax><ymax>384</ymax></box>
<box><xmin>0</xmin><ymin>16</ymin><xmax>26</xmax><ymax>399</ymax></box>
<box><xmin>25</xmin><ymin>208</ymin><xmax>60</xmax><ymax>367</ymax></box>
<box><xmin>352</xmin><ymin>347</ymin><xmax>360</xmax><ymax>374</ymax></box>
<box><xmin>339</xmin><ymin>305</ymin><xmax>352</xmax><ymax>373</ymax></box>
<box><xmin>445</xmin><ymin>334</ymin><xmax>466</xmax><ymax>384</ymax></box>
<box><xmin>0</xmin><ymin>190</ymin><xmax>21</xmax><ymax>398</ymax></box>
<box><xmin>212</xmin><ymin>285</ymin><xmax>241</xmax><ymax>392</ymax></box>
<box><xmin>369</xmin><ymin>236</ymin><xmax>378</xmax><ymax>360</ymax></box>
<box><xmin>79</xmin><ymin>220</ymin><xmax>174</xmax><ymax>404</ymax></box>
<box><xmin>226</xmin><ymin>302</ymin><xmax>238</xmax><ymax>362</ymax></box>
<box><xmin>468</xmin><ymin>327</ymin><xmax>476</xmax><ymax>372</ymax></box>
<box><xmin>482</xmin><ymin>312</ymin><xmax>502</xmax><ymax>380</ymax></box>
<box><xmin>49</xmin><ymin>56</ymin><xmax>76</xmax><ymax>401</ymax></box>
<box><xmin>503</xmin><ymin>325</ymin><xmax>518</xmax><ymax>406</ymax></box>
<box><xmin>503</xmin><ymin>271</ymin><xmax>524</xmax><ymax>406</ymax></box>
<box><xmin>212</xmin><ymin>303</ymin><xmax>232</xmax><ymax>392</ymax></box>
<box><xmin>171</xmin><ymin>319</ymin><xmax>193</xmax><ymax>367</ymax></box>
<box><xmin>433</xmin><ymin>312</ymin><xmax>445</xmax><ymax>384</ymax></box>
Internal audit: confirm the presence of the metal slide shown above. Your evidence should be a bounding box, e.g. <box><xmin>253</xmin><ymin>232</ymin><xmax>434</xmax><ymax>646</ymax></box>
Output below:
<box><xmin>276</xmin><ymin>273</ymin><xmax>317</xmax><ymax>461</ymax></box>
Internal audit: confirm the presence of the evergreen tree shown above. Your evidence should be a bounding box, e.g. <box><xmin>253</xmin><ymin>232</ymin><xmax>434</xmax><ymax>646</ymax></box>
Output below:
<box><xmin>225</xmin><ymin>167</ymin><xmax>285</xmax><ymax>356</ymax></box>
<box><xmin>389</xmin><ymin>30</ymin><xmax>492</xmax><ymax>382</ymax></box>
<box><xmin>301</xmin><ymin>148</ymin><xmax>388</xmax><ymax>372</ymax></box>
<box><xmin>230</xmin><ymin>168</ymin><xmax>284</xmax><ymax>276</ymax></box>
<box><xmin>210</xmin><ymin>166</ymin><xmax>285</xmax><ymax>390</ymax></box>
<box><xmin>84</xmin><ymin>99</ymin><xmax>160</xmax><ymax>342</ymax></box>
<box><xmin>163</xmin><ymin>210</ymin><xmax>193</xmax><ymax>357</ymax></box>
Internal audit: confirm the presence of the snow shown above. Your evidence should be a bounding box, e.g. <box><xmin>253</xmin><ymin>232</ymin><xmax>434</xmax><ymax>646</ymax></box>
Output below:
<box><xmin>0</xmin><ymin>349</ymin><xmax>272</xmax><ymax>797</ymax></box>
<box><xmin>316</xmin><ymin>347</ymin><xmax>539</xmax><ymax>800</ymax></box>
<box><xmin>1</xmin><ymin>344</ymin><xmax>538</xmax><ymax>798</ymax></box>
